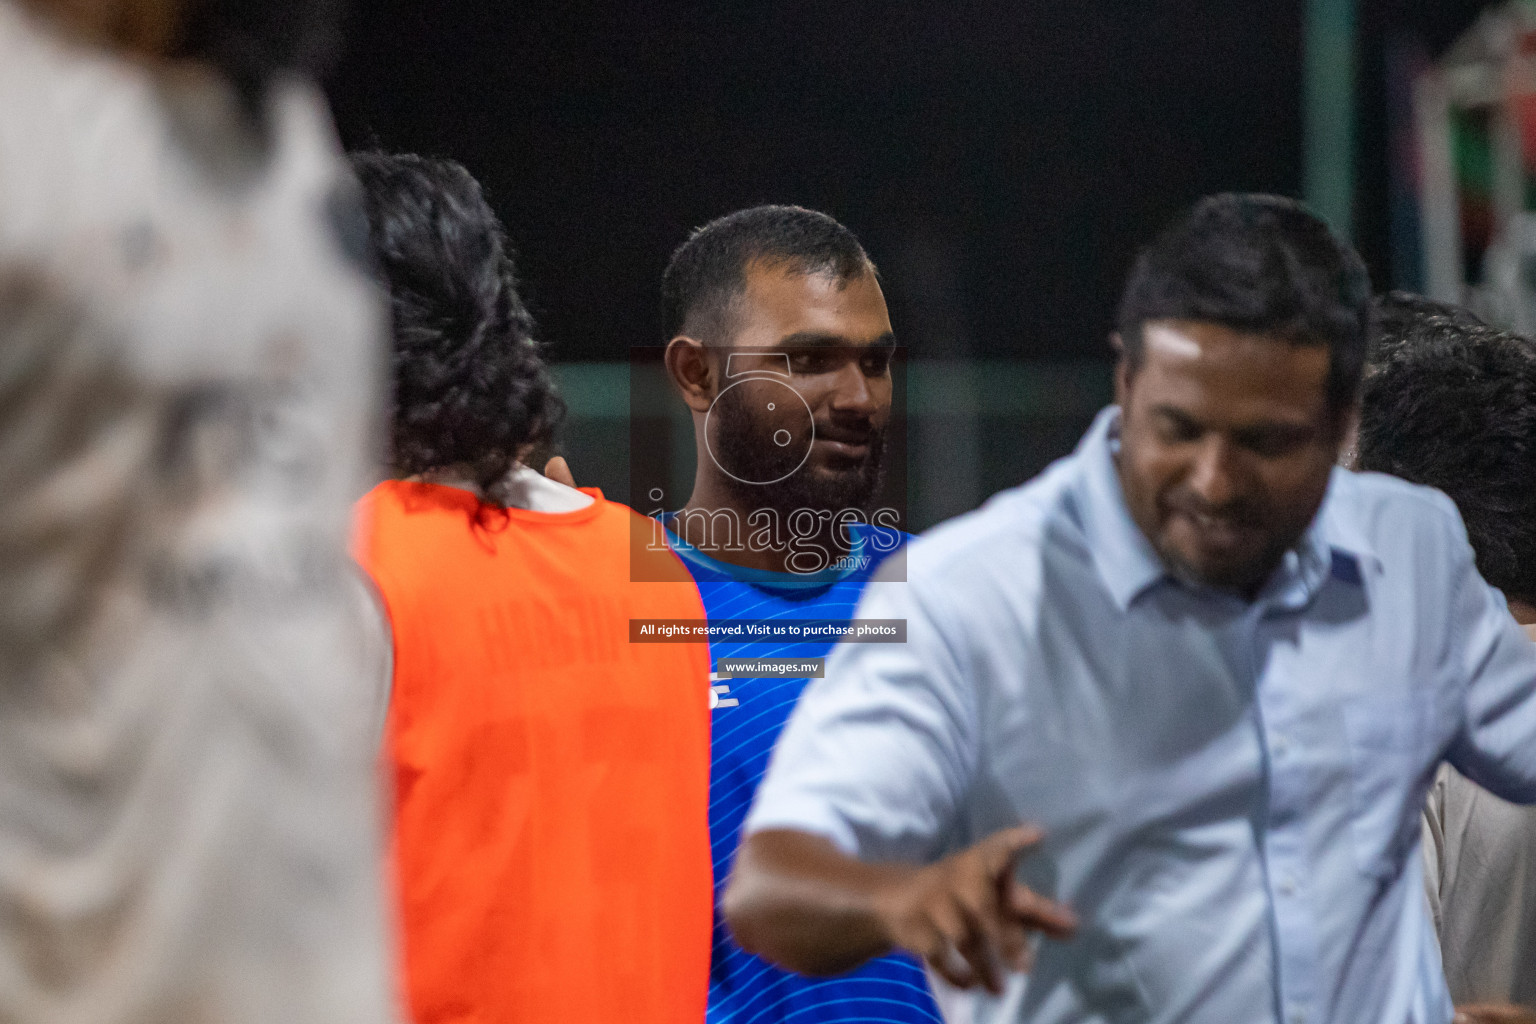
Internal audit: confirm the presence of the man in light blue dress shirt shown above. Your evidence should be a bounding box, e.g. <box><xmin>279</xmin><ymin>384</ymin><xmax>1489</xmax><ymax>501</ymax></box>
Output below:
<box><xmin>718</xmin><ymin>194</ymin><xmax>1536</xmax><ymax>1024</ymax></box>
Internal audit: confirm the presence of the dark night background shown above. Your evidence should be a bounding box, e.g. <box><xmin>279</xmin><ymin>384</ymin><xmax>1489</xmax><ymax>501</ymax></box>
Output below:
<box><xmin>326</xmin><ymin>0</ymin><xmax>1499</xmax><ymax>522</ymax></box>
<box><xmin>327</xmin><ymin>0</ymin><xmax>1492</xmax><ymax>364</ymax></box>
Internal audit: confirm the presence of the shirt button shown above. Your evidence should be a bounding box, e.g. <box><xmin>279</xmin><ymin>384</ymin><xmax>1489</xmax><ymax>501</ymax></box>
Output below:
<box><xmin>1278</xmin><ymin>877</ymin><xmax>1297</xmax><ymax>897</ymax></box>
<box><xmin>1272</xmin><ymin>735</ymin><xmax>1289</xmax><ymax>757</ymax></box>
<box><xmin>1289</xmin><ymin>1011</ymin><xmax>1306</xmax><ymax>1024</ymax></box>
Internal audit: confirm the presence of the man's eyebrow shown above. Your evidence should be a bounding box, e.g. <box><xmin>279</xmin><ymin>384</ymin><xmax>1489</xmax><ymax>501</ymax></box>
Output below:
<box><xmin>1233</xmin><ymin>420</ymin><xmax>1314</xmax><ymax>441</ymax></box>
<box><xmin>1150</xmin><ymin>404</ymin><xmax>1198</xmax><ymax>423</ymax></box>
<box><xmin>1150</xmin><ymin>404</ymin><xmax>1313</xmax><ymax>437</ymax></box>
<box><xmin>773</xmin><ymin>331</ymin><xmax>897</xmax><ymax>349</ymax></box>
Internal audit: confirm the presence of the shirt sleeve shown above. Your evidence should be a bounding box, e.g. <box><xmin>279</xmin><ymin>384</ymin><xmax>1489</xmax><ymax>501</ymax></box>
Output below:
<box><xmin>742</xmin><ymin>562</ymin><xmax>978</xmax><ymax>865</ymax></box>
<box><xmin>1421</xmin><ymin>765</ymin><xmax>1447</xmax><ymax>939</ymax></box>
<box><xmin>1444</xmin><ymin>528</ymin><xmax>1536</xmax><ymax>805</ymax></box>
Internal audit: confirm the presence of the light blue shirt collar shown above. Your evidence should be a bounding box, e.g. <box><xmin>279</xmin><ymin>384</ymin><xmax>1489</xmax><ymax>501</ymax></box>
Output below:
<box><xmin>1072</xmin><ymin>406</ymin><xmax>1372</xmax><ymax>612</ymax></box>
<box><xmin>1072</xmin><ymin>407</ymin><xmax>1167</xmax><ymax>611</ymax></box>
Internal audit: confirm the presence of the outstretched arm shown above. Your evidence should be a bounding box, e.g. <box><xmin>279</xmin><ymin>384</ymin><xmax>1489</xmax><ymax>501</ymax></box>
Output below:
<box><xmin>723</xmin><ymin>825</ymin><xmax>1077</xmax><ymax>995</ymax></box>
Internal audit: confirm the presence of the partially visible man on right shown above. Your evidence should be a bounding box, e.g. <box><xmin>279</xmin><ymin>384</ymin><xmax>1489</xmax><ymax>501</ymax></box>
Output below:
<box><xmin>1356</xmin><ymin>297</ymin><xmax>1536</xmax><ymax>1018</ymax></box>
<box><xmin>722</xmin><ymin>194</ymin><xmax>1536</xmax><ymax>1024</ymax></box>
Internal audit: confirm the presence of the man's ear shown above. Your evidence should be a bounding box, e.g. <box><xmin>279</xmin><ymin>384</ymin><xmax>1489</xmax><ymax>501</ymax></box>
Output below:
<box><xmin>665</xmin><ymin>336</ymin><xmax>717</xmax><ymax>414</ymax></box>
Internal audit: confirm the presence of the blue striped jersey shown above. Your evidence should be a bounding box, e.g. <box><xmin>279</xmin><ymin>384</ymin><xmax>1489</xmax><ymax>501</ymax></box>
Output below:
<box><xmin>662</xmin><ymin>518</ymin><xmax>942</xmax><ymax>1024</ymax></box>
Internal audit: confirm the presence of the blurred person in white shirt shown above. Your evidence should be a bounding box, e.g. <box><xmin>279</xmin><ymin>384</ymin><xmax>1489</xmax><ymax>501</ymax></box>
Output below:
<box><xmin>0</xmin><ymin>0</ymin><xmax>394</xmax><ymax>1021</ymax></box>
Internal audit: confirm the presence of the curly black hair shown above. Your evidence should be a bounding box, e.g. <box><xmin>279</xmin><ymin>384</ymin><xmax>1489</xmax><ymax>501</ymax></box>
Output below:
<box><xmin>1367</xmin><ymin>290</ymin><xmax>1486</xmax><ymax>368</ymax></box>
<box><xmin>350</xmin><ymin>152</ymin><xmax>564</xmax><ymax>505</ymax></box>
<box><xmin>1357</xmin><ymin>309</ymin><xmax>1536</xmax><ymax>604</ymax></box>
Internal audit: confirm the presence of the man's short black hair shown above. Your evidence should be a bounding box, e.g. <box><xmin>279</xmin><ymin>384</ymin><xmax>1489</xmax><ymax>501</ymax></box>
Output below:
<box><xmin>1117</xmin><ymin>193</ymin><xmax>1372</xmax><ymax>411</ymax></box>
<box><xmin>661</xmin><ymin>205</ymin><xmax>874</xmax><ymax>344</ymax></box>
<box><xmin>351</xmin><ymin>151</ymin><xmax>563</xmax><ymax>505</ymax></box>
<box><xmin>1357</xmin><ymin>310</ymin><xmax>1536</xmax><ymax>604</ymax></box>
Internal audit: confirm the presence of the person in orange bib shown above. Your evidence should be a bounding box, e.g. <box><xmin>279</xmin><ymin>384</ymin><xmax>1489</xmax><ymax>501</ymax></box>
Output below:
<box><xmin>349</xmin><ymin>152</ymin><xmax>712</xmax><ymax>1024</ymax></box>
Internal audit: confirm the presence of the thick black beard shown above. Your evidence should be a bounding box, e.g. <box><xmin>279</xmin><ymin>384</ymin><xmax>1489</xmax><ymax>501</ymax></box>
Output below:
<box><xmin>711</xmin><ymin>384</ymin><xmax>887</xmax><ymax>521</ymax></box>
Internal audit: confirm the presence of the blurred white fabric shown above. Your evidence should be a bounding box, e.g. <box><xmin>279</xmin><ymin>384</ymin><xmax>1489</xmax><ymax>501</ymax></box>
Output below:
<box><xmin>1422</xmin><ymin>623</ymin><xmax>1536</xmax><ymax>1010</ymax></box>
<box><xmin>0</xmin><ymin>3</ymin><xmax>396</xmax><ymax>1021</ymax></box>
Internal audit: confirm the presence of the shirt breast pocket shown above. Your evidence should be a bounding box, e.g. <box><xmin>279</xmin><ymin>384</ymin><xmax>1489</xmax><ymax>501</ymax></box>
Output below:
<box><xmin>1340</xmin><ymin>694</ymin><xmax>1431</xmax><ymax>880</ymax></box>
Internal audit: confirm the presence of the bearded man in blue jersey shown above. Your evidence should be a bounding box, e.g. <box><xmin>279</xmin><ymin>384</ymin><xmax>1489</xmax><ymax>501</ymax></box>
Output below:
<box><xmin>658</xmin><ymin>205</ymin><xmax>935</xmax><ymax>1024</ymax></box>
